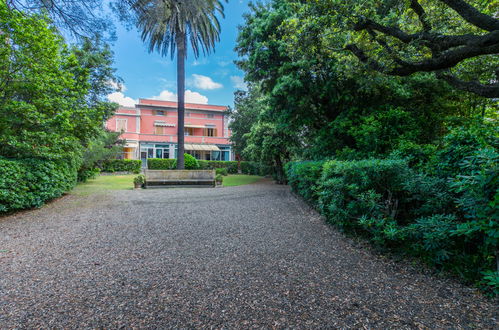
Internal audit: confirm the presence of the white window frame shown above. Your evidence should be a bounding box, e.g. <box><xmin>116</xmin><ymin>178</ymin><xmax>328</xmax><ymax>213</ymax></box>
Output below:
<box><xmin>116</xmin><ymin>118</ymin><xmax>127</xmax><ymax>132</ymax></box>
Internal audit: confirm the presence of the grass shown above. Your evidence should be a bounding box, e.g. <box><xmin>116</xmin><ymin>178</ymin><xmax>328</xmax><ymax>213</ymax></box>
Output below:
<box><xmin>71</xmin><ymin>174</ymin><xmax>135</xmax><ymax>196</ymax></box>
<box><xmin>223</xmin><ymin>174</ymin><xmax>264</xmax><ymax>187</ymax></box>
<box><xmin>71</xmin><ymin>173</ymin><xmax>264</xmax><ymax>195</ymax></box>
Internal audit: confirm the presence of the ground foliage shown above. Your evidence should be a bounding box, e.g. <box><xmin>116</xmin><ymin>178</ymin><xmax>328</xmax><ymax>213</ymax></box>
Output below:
<box><xmin>233</xmin><ymin>0</ymin><xmax>498</xmax><ymax>294</ymax></box>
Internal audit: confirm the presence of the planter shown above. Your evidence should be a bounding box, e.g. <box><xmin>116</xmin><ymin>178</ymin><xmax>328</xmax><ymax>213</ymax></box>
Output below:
<box><xmin>134</xmin><ymin>182</ymin><xmax>142</xmax><ymax>189</ymax></box>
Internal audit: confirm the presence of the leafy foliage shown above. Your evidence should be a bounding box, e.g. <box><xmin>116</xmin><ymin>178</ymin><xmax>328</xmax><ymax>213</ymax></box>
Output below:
<box><xmin>0</xmin><ymin>156</ymin><xmax>80</xmax><ymax>213</ymax></box>
<box><xmin>147</xmin><ymin>158</ymin><xmax>176</xmax><ymax>170</ymax></box>
<box><xmin>100</xmin><ymin>159</ymin><xmax>142</xmax><ymax>173</ymax></box>
<box><xmin>173</xmin><ymin>153</ymin><xmax>199</xmax><ymax>170</ymax></box>
<box><xmin>0</xmin><ymin>3</ymin><xmax>120</xmax><ymax>212</ymax></box>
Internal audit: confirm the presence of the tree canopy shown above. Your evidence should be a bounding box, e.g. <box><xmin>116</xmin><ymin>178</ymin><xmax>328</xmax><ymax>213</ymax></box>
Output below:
<box><xmin>294</xmin><ymin>0</ymin><xmax>499</xmax><ymax>97</ymax></box>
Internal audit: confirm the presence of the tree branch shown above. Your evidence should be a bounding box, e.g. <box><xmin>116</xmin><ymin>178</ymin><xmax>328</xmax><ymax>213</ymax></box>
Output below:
<box><xmin>437</xmin><ymin>71</ymin><xmax>499</xmax><ymax>98</ymax></box>
<box><xmin>410</xmin><ymin>0</ymin><xmax>431</xmax><ymax>31</ymax></box>
<box><xmin>438</xmin><ymin>0</ymin><xmax>499</xmax><ymax>32</ymax></box>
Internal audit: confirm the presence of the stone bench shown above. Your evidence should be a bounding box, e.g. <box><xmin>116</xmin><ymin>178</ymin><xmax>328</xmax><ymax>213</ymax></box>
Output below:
<box><xmin>144</xmin><ymin>169</ymin><xmax>216</xmax><ymax>188</ymax></box>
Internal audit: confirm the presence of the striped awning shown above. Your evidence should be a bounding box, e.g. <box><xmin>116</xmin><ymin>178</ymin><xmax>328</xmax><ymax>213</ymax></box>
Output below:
<box><xmin>184</xmin><ymin>124</ymin><xmax>205</xmax><ymax>129</ymax></box>
<box><xmin>184</xmin><ymin>144</ymin><xmax>220</xmax><ymax>151</ymax></box>
<box><xmin>154</xmin><ymin>121</ymin><xmax>175</xmax><ymax>127</ymax></box>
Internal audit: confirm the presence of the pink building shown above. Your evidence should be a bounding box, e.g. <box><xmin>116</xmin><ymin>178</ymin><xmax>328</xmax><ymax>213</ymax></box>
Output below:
<box><xmin>106</xmin><ymin>99</ymin><xmax>233</xmax><ymax>165</ymax></box>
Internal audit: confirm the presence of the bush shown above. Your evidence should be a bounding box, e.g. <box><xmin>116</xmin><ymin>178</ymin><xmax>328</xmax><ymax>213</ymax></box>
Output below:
<box><xmin>100</xmin><ymin>159</ymin><xmax>141</xmax><ymax>173</ymax></box>
<box><xmin>205</xmin><ymin>161</ymin><xmax>238</xmax><ymax>173</ymax></box>
<box><xmin>317</xmin><ymin>159</ymin><xmax>410</xmax><ymax>233</ymax></box>
<box><xmin>133</xmin><ymin>174</ymin><xmax>145</xmax><ymax>185</ymax></box>
<box><xmin>0</xmin><ymin>156</ymin><xmax>80</xmax><ymax>213</ymax></box>
<box><xmin>197</xmin><ymin>160</ymin><xmax>209</xmax><ymax>169</ymax></box>
<box><xmin>77</xmin><ymin>167</ymin><xmax>100</xmax><ymax>182</ymax></box>
<box><xmin>288</xmin><ymin>156</ymin><xmax>499</xmax><ymax>294</ymax></box>
<box><xmin>147</xmin><ymin>158</ymin><xmax>176</xmax><ymax>170</ymax></box>
<box><xmin>285</xmin><ymin>161</ymin><xmax>326</xmax><ymax>204</ymax></box>
<box><xmin>172</xmin><ymin>153</ymin><xmax>199</xmax><ymax>169</ymax></box>
<box><xmin>216</xmin><ymin>168</ymin><xmax>228</xmax><ymax>176</ymax></box>
<box><xmin>215</xmin><ymin>174</ymin><xmax>224</xmax><ymax>184</ymax></box>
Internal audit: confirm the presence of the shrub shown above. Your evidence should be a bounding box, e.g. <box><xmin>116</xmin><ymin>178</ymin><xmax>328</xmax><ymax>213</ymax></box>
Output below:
<box><xmin>216</xmin><ymin>168</ymin><xmax>228</xmax><ymax>176</ymax></box>
<box><xmin>172</xmin><ymin>153</ymin><xmax>199</xmax><ymax>169</ymax></box>
<box><xmin>204</xmin><ymin>161</ymin><xmax>238</xmax><ymax>173</ymax></box>
<box><xmin>147</xmin><ymin>158</ymin><xmax>176</xmax><ymax>170</ymax></box>
<box><xmin>197</xmin><ymin>160</ymin><xmax>209</xmax><ymax>169</ymax></box>
<box><xmin>285</xmin><ymin>161</ymin><xmax>326</xmax><ymax>204</ymax></box>
<box><xmin>317</xmin><ymin>159</ymin><xmax>410</xmax><ymax>232</ymax></box>
<box><xmin>434</xmin><ymin>123</ymin><xmax>498</xmax><ymax>177</ymax></box>
<box><xmin>100</xmin><ymin>159</ymin><xmax>141</xmax><ymax>173</ymax></box>
<box><xmin>215</xmin><ymin>174</ymin><xmax>224</xmax><ymax>184</ymax></box>
<box><xmin>290</xmin><ymin>155</ymin><xmax>499</xmax><ymax>294</ymax></box>
<box><xmin>77</xmin><ymin>167</ymin><xmax>100</xmax><ymax>182</ymax></box>
<box><xmin>133</xmin><ymin>174</ymin><xmax>145</xmax><ymax>186</ymax></box>
<box><xmin>0</xmin><ymin>156</ymin><xmax>80</xmax><ymax>213</ymax></box>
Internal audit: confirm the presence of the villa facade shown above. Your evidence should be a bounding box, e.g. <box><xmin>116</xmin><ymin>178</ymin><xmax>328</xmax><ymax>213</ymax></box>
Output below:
<box><xmin>106</xmin><ymin>99</ymin><xmax>233</xmax><ymax>164</ymax></box>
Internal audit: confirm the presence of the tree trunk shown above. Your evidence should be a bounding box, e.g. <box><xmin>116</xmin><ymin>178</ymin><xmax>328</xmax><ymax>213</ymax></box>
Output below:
<box><xmin>176</xmin><ymin>32</ymin><xmax>186</xmax><ymax>169</ymax></box>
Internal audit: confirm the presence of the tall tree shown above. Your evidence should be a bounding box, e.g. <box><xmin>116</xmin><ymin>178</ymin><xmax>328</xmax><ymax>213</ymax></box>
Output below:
<box><xmin>133</xmin><ymin>0</ymin><xmax>225</xmax><ymax>169</ymax></box>
<box><xmin>303</xmin><ymin>0</ymin><xmax>499</xmax><ymax>98</ymax></box>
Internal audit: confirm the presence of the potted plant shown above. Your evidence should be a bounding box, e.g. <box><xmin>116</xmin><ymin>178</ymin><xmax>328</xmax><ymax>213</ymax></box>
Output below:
<box><xmin>215</xmin><ymin>174</ymin><xmax>223</xmax><ymax>186</ymax></box>
<box><xmin>134</xmin><ymin>174</ymin><xmax>145</xmax><ymax>189</ymax></box>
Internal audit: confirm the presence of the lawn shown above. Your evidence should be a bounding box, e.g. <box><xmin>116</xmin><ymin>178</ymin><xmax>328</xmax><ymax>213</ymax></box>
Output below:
<box><xmin>223</xmin><ymin>174</ymin><xmax>264</xmax><ymax>187</ymax></box>
<box><xmin>71</xmin><ymin>174</ymin><xmax>135</xmax><ymax>196</ymax></box>
<box><xmin>71</xmin><ymin>174</ymin><xmax>263</xmax><ymax>195</ymax></box>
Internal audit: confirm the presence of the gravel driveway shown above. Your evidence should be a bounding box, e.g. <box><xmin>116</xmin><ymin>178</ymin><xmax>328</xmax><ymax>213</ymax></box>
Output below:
<box><xmin>0</xmin><ymin>180</ymin><xmax>497</xmax><ymax>328</ymax></box>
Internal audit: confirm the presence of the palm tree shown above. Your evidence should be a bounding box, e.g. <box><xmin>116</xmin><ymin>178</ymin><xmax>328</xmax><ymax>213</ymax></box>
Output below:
<box><xmin>134</xmin><ymin>0</ymin><xmax>225</xmax><ymax>169</ymax></box>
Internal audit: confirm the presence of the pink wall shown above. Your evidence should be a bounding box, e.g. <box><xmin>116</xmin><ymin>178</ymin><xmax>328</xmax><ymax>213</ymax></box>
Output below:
<box><xmin>105</xmin><ymin>101</ymin><xmax>231</xmax><ymax>145</ymax></box>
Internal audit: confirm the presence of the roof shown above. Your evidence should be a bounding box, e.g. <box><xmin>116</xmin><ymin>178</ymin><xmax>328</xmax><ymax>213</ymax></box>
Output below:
<box><xmin>138</xmin><ymin>98</ymin><xmax>227</xmax><ymax>112</ymax></box>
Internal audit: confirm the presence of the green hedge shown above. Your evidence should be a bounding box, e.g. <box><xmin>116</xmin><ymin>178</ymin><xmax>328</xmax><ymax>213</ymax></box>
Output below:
<box><xmin>284</xmin><ymin>161</ymin><xmax>325</xmax><ymax>204</ymax></box>
<box><xmin>147</xmin><ymin>158</ymin><xmax>271</xmax><ymax>176</ymax></box>
<box><xmin>0</xmin><ymin>157</ymin><xmax>79</xmax><ymax>213</ymax></box>
<box><xmin>100</xmin><ymin>159</ymin><xmax>142</xmax><ymax>173</ymax></box>
<box><xmin>147</xmin><ymin>158</ymin><xmax>176</xmax><ymax>170</ymax></box>
<box><xmin>286</xmin><ymin>158</ymin><xmax>498</xmax><ymax>294</ymax></box>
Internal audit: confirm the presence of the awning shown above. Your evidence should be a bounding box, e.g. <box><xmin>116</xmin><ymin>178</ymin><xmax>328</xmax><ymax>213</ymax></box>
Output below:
<box><xmin>184</xmin><ymin>144</ymin><xmax>220</xmax><ymax>151</ymax></box>
<box><xmin>155</xmin><ymin>121</ymin><xmax>175</xmax><ymax>127</ymax></box>
<box><xmin>124</xmin><ymin>142</ymin><xmax>138</xmax><ymax>148</ymax></box>
<box><xmin>184</xmin><ymin>124</ymin><xmax>205</xmax><ymax>129</ymax></box>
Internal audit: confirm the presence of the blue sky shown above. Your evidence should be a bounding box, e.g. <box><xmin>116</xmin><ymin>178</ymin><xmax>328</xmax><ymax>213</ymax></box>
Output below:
<box><xmin>107</xmin><ymin>0</ymin><xmax>252</xmax><ymax>108</ymax></box>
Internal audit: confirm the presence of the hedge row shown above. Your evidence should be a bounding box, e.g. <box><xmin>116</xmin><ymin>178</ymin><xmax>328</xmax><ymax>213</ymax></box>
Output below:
<box><xmin>100</xmin><ymin>159</ymin><xmax>142</xmax><ymax>173</ymax></box>
<box><xmin>147</xmin><ymin>159</ymin><xmax>271</xmax><ymax>176</ymax></box>
<box><xmin>285</xmin><ymin>158</ymin><xmax>498</xmax><ymax>294</ymax></box>
<box><xmin>0</xmin><ymin>157</ymin><xmax>79</xmax><ymax>213</ymax></box>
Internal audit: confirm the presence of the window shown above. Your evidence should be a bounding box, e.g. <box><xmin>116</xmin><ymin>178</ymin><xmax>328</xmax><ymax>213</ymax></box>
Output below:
<box><xmin>185</xmin><ymin>112</ymin><xmax>191</xmax><ymax>117</ymax></box>
<box><xmin>204</xmin><ymin>128</ymin><xmax>217</xmax><ymax>137</ymax></box>
<box><xmin>116</xmin><ymin>119</ymin><xmax>127</xmax><ymax>132</ymax></box>
<box><xmin>207</xmin><ymin>113</ymin><xmax>214</xmax><ymax>118</ymax></box>
<box><xmin>155</xmin><ymin>126</ymin><xmax>164</xmax><ymax>135</ymax></box>
<box><xmin>185</xmin><ymin>127</ymin><xmax>195</xmax><ymax>136</ymax></box>
<box><xmin>153</xmin><ymin>110</ymin><xmax>165</xmax><ymax>116</ymax></box>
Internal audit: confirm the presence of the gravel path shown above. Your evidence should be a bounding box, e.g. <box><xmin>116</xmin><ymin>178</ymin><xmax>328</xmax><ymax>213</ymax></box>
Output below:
<box><xmin>0</xmin><ymin>180</ymin><xmax>497</xmax><ymax>328</ymax></box>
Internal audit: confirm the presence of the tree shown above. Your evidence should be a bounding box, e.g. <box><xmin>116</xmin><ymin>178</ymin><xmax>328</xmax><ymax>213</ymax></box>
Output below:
<box><xmin>306</xmin><ymin>0</ymin><xmax>499</xmax><ymax>98</ymax></box>
<box><xmin>6</xmin><ymin>0</ymin><xmax>115</xmax><ymax>38</ymax></box>
<box><xmin>133</xmin><ymin>0</ymin><xmax>225</xmax><ymax>169</ymax></box>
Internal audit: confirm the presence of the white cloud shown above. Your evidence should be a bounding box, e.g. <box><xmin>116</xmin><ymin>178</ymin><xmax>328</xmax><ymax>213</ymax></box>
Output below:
<box><xmin>230</xmin><ymin>76</ymin><xmax>247</xmax><ymax>90</ymax></box>
<box><xmin>151</xmin><ymin>89</ymin><xmax>209</xmax><ymax>104</ymax></box>
<box><xmin>107</xmin><ymin>92</ymin><xmax>137</xmax><ymax>107</ymax></box>
<box><xmin>190</xmin><ymin>74</ymin><xmax>223</xmax><ymax>90</ymax></box>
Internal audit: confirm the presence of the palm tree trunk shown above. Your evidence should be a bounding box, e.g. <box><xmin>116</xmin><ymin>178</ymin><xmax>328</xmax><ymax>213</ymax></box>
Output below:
<box><xmin>176</xmin><ymin>32</ymin><xmax>186</xmax><ymax>169</ymax></box>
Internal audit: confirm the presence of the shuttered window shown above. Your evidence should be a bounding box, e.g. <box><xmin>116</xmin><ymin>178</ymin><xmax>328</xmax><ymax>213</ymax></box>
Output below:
<box><xmin>204</xmin><ymin>128</ymin><xmax>217</xmax><ymax>137</ymax></box>
<box><xmin>116</xmin><ymin>119</ymin><xmax>127</xmax><ymax>132</ymax></box>
<box><xmin>155</xmin><ymin>126</ymin><xmax>164</xmax><ymax>135</ymax></box>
